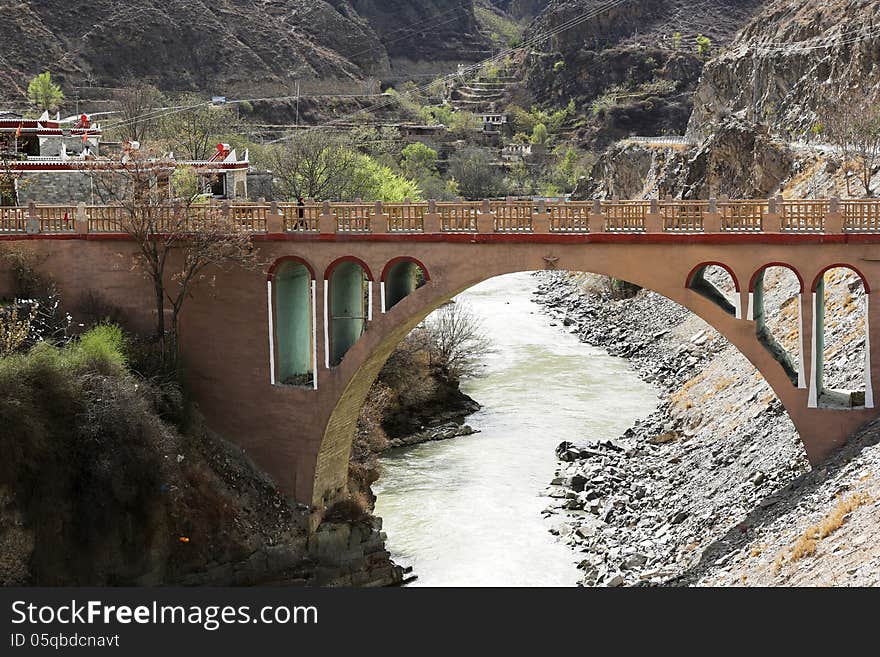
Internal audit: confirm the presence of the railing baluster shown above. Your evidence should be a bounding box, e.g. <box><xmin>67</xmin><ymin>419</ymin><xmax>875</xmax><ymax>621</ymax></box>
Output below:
<box><xmin>9</xmin><ymin>199</ymin><xmax>880</xmax><ymax>236</ymax></box>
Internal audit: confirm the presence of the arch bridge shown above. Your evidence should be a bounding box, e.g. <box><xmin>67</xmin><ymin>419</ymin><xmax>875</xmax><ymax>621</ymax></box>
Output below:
<box><xmin>3</xmin><ymin>196</ymin><xmax>880</xmax><ymax>527</ymax></box>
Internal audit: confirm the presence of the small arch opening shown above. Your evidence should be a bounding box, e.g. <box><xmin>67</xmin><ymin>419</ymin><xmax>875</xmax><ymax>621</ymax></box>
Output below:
<box><xmin>273</xmin><ymin>260</ymin><xmax>315</xmax><ymax>387</ymax></box>
<box><xmin>687</xmin><ymin>263</ymin><xmax>739</xmax><ymax>316</ymax></box>
<box><xmin>813</xmin><ymin>266</ymin><xmax>870</xmax><ymax>409</ymax></box>
<box><xmin>383</xmin><ymin>258</ymin><xmax>429</xmax><ymax>312</ymax></box>
<box><xmin>329</xmin><ymin>260</ymin><xmax>371</xmax><ymax>367</ymax></box>
<box><xmin>751</xmin><ymin>265</ymin><xmax>803</xmax><ymax>387</ymax></box>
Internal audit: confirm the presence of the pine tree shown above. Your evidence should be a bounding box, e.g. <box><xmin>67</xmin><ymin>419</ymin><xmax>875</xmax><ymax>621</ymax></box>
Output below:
<box><xmin>27</xmin><ymin>72</ymin><xmax>64</xmax><ymax>113</ymax></box>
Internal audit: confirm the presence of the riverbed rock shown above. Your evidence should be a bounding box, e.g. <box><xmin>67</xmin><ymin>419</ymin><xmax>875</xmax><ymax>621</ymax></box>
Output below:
<box><xmin>531</xmin><ymin>269</ymin><xmax>836</xmax><ymax>586</ymax></box>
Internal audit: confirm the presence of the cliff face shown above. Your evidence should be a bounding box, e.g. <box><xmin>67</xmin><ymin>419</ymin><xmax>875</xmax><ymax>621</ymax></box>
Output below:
<box><xmin>688</xmin><ymin>0</ymin><xmax>880</xmax><ymax>139</ymax></box>
<box><xmin>350</xmin><ymin>0</ymin><xmax>490</xmax><ymax>62</ymax></box>
<box><xmin>575</xmin><ymin>0</ymin><xmax>880</xmax><ymax>200</ymax></box>
<box><xmin>518</xmin><ymin>0</ymin><xmax>764</xmax><ymax>147</ymax></box>
<box><xmin>526</xmin><ymin>0</ymin><xmax>765</xmax><ymax>51</ymax></box>
<box><xmin>0</xmin><ymin>0</ymin><xmax>490</xmax><ymax>98</ymax></box>
<box><xmin>484</xmin><ymin>0</ymin><xmax>550</xmax><ymax>19</ymax></box>
<box><xmin>579</xmin><ymin>116</ymin><xmax>794</xmax><ymax>200</ymax></box>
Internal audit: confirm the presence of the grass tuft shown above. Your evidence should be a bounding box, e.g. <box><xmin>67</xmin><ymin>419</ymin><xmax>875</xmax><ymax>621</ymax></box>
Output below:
<box><xmin>775</xmin><ymin>491</ymin><xmax>872</xmax><ymax>571</ymax></box>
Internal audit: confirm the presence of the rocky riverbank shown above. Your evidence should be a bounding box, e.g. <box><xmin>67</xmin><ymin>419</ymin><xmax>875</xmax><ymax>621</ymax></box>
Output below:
<box><xmin>533</xmin><ymin>269</ymin><xmax>876</xmax><ymax>586</ymax></box>
<box><xmin>386</xmin><ymin>422</ymin><xmax>479</xmax><ymax>449</ymax></box>
<box><xmin>350</xmin><ymin>317</ymin><xmax>482</xmax><ymax>527</ymax></box>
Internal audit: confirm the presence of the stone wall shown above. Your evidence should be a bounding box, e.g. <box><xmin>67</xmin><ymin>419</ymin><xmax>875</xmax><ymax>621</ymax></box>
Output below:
<box><xmin>247</xmin><ymin>172</ymin><xmax>274</xmax><ymax>201</ymax></box>
<box><xmin>17</xmin><ymin>171</ymin><xmax>97</xmax><ymax>205</ymax></box>
<box><xmin>227</xmin><ymin>170</ymin><xmax>247</xmax><ymax>199</ymax></box>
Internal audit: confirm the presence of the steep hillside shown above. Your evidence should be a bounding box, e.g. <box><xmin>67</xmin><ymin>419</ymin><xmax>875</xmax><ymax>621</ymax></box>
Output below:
<box><xmin>538</xmin><ymin>260</ymin><xmax>873</xmax><ymax>586</ymax></box>
<box><xmin>484</xmin><ymin>0</ymin><xmax>551</xmax><ymax>19</ymax></box>
<box><xmin>518</xmin><ymin>0</ymin><xmax>765</xmax><ymax>147</ymax></box>
<box><xmin>0</xmin><ymin>0</ymin><xmax>490</xmax><ymax>100</ymax></box>
<box><xmin>578</xmin><ymin>116</ymin><xmax>795</xmax><ymax>199</ymax></box>
<box><xmin>528</xmin><ymin>0</ymin><xmax>763</xmax><ymax>52</ymax></box>
<box><xmin>689</xmin><ymin>0</ymin><xmax>880</xmax><ymax>140</ymax></box>
<box><xmin>349</xmin><ymin>0</ymin><xmax>492</xmax><ymax>76</ymax></box>
<box><xmin>576</xmin><ymin>0</ymin><xmax>880</xmax><ymax>200</ymax></box>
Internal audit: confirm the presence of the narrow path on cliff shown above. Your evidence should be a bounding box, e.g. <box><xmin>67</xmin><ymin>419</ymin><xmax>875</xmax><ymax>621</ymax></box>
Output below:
<box><xmin>372</xmin><ymin>272</ymin><xmax>658</xmax><ymax>586</ymax></box>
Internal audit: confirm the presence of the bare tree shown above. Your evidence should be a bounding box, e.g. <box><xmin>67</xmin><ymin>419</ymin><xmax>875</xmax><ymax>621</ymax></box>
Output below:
<box><xmin>853</xmin><ymin>107</ymin><xmax>880</xmax><ymax>198</ymax></box>
<box><xmin>824</xmin><ymin>90</ymin><xmax>880</xmax><ymax>197</ymax></box>
<box><xmin>90</xmin><ymin>155</ymin><xmax>260</xmax><ymax>364</ymax></box>
<box><xmin>0</xmin><ymin>156</ymin><xmax>24</xmax><ymax>207</ymax></box>
<box><xmin>447</xmin><ymin>147</ymin><xmax>506</xmax><ymax>200</ymax></box>
<box><xmin>422</xmin><ymin>301</ymin><xmax>491</xmax><ymax>382</ymax></box>
<box><xmin>111</xmin><ymin>83</ymin><xmax>163</xmax><ymax>144</ymax></box>
<box><xmin>158</xmin><ymin>96</ymin><xmax>240</xmax><ymax>161</ymax></box>
<box><xmin>265</xmin><ymin>129</ymin><xmax>371</xmax><ymax>200</ymax></box>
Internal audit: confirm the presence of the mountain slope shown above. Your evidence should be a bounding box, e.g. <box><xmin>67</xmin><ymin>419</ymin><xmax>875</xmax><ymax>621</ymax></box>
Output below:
<box><xmin>517</xmin><ymin>0</ymin><xmax>765</xmax><ymax>147</ymax></box>
<box><xmin>689</xmin><ymin>0</ymin><xmax>880</xmax><ymax>139</ymax></box>
<box><xmin>0</xmin><ymin>0</ymin><xmax>491</xmax><ymax>99</ymax></box>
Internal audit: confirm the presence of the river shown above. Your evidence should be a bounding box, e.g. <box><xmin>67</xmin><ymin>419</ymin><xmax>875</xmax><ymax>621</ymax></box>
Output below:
<box><xmin>372</xmin><ymin>272</ymin><xmax>658</xmax><ymax>586</ymax></box>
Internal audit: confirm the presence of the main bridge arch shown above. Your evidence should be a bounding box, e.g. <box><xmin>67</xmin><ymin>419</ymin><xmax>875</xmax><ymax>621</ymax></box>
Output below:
<box><xmin>5</xmin><ymin>233</ymin><xmax>878</xmax><ymax>525</ymax></box>
<box><xmin>310</xmin><ymin>242</ymin><xmax>880</xmax><ymax>515</ymax></box>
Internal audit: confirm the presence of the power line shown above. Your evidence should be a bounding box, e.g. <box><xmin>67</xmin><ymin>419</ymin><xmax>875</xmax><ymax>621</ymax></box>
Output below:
<box><xmin>74</xmin><ymin>0</ymin><xmax>632</xmax><ymax>139</ymax></box>
<box><xmin>269</xmin><ymin>0</ymin><xmax>634</xmax><ymax>143</ymax></box>
<box><xmin>95</xmin><ymin>4</ymin><xmax>508</xmax><ymax>133</ymax></box>
<box><xmin>88</xmin><ymin>0</ymin><xmax>880</xmax><ymax>143</ymax></box>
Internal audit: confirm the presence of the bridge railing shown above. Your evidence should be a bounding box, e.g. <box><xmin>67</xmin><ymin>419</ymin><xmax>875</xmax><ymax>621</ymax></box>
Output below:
<box><xmin>279</xmin><ymin>203</ymin><xmax>321</xmax><ymax>232</ymax></box>
<box><xmin>6</xmin><ymin>198</ymin><xmax>880</xmax><ymax>238</ymax></box>
<box><xmin>661</xmin><ymin>200</ymin><xmax>707</xmax><ymax>232</ymax></box>
<box><xmin>333</xmin><ymin>203</ymin><xmax>374</xmax><ymax>233</ymax></box>
<box><xmin>602</xmin><ymin>200</ymin><xmax>649</xmax><ymax>232</ymax></box>
<box><xmin>720</xmin><ymin>200</ymin><xmax>766</xmax><ymax>232</ymax></box>
<box><xmin>385</xmin><ymin>202</ymin><xmax>425</xmax><ymax>232</ymax></box>
<box><xmin>491</xmin><ymin>201</ymin><xmax>533</xmax><ymax>232</ymax></box>
<box><xmin>35</xmin><ymin>205</ymin><xmax>78</xmax><ymax>233</ymax></box>
<box><xmin>842</xmin><ymin>199</ymin><xmax>880</xmax><ymax>232</ymax></box>
<box><xmin>436</xmin><ymin>202</ymin><xmax>479</xmax><ymax>232</ymax></box>
<box><xmin>779</xmin><ymin>199</ymin><xmax>829</xmax><ymax>232</ymax></box>
<box><xmin>229</xmin><ymin>203</ymin><xmax>269</xmax><ymax>232</ymax></box>
<box><xmin>0</xmin><ymin>206</ymin><xmax>26</xmax><ymax>233</ymax></box>
<box><xmin>85</xmin><ymin>204</ymin><xmax>123</xmax><ymax>232</ymax></box>
<box><xmin>548</xmin><ymin>201</ymin><xmax>591</xmax><ymax>233</ymax></box>
<box><xmin>1</xmin><ymin>205</ymin><xmax>79</xmax><ymax>233</ymax></box>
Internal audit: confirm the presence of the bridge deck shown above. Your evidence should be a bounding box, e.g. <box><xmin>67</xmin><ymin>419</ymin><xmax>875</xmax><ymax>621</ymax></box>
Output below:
<box><xmin>2</xmin><ymin>198</ymin><xmax>880</xmax><ymax>238</ymax></box>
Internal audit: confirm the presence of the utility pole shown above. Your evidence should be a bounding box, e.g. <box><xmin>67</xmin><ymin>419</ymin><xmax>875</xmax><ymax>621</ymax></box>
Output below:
<box><xmin>295</xmin><ymin>80</ymin><xmax>301</xmax><ymax>127</ymax></box>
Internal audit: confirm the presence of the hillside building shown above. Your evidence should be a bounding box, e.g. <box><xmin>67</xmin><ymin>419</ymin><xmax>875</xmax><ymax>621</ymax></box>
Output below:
<box><xmin>0</xmin><ymin>111</ymin><xmax>249</xmax><ymax>205</ymax></box>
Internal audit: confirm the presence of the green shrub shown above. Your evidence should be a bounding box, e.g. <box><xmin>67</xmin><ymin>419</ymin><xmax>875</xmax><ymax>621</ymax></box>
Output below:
<box><xmin>419</xmin><ymin>105</ymin><xmax>454</xmax><ymax>127</ymax></box>
<box><xmin>531</xmin><ymin>122</ymin><xmax>549</xmax><ymax>145</ymax></box>
<box><xmin>696</xmin><ymin>34</ymin><xmax>712</xmax><ymax>58</ymax></box>
<box><xmin>69</xmin><ymin>324</ymin><xmax>127</xmax><ymax>374</ymax></box>
<box><xmin>0</xmin><ymin>333</ymin><xmax>166</xmax><ymax>585</ymax></box>
<box><xmin>0</xmin><ymin>323</ymin><xmax>127</xmax><ymax>380</ymax></box>
<box><xmin>356</xmin><ymin>155</ymin><xmax>424</xmax><ymax>202</ymax></box>
<box><xmin>400</xmin><ymin>142</ymin><xmax>439</xmax><ymax>180</ymax></box>
<box><xmin>608</xmin><ymin>277</ymin><xmax>642</xmax><ymax>299</ymax></box>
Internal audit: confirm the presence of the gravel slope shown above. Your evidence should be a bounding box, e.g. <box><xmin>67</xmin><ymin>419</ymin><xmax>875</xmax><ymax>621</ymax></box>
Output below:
<box><xmin>535</xmin><ymin>268</ymin><xmax>875</xmax><ymax>587</ymax></box>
